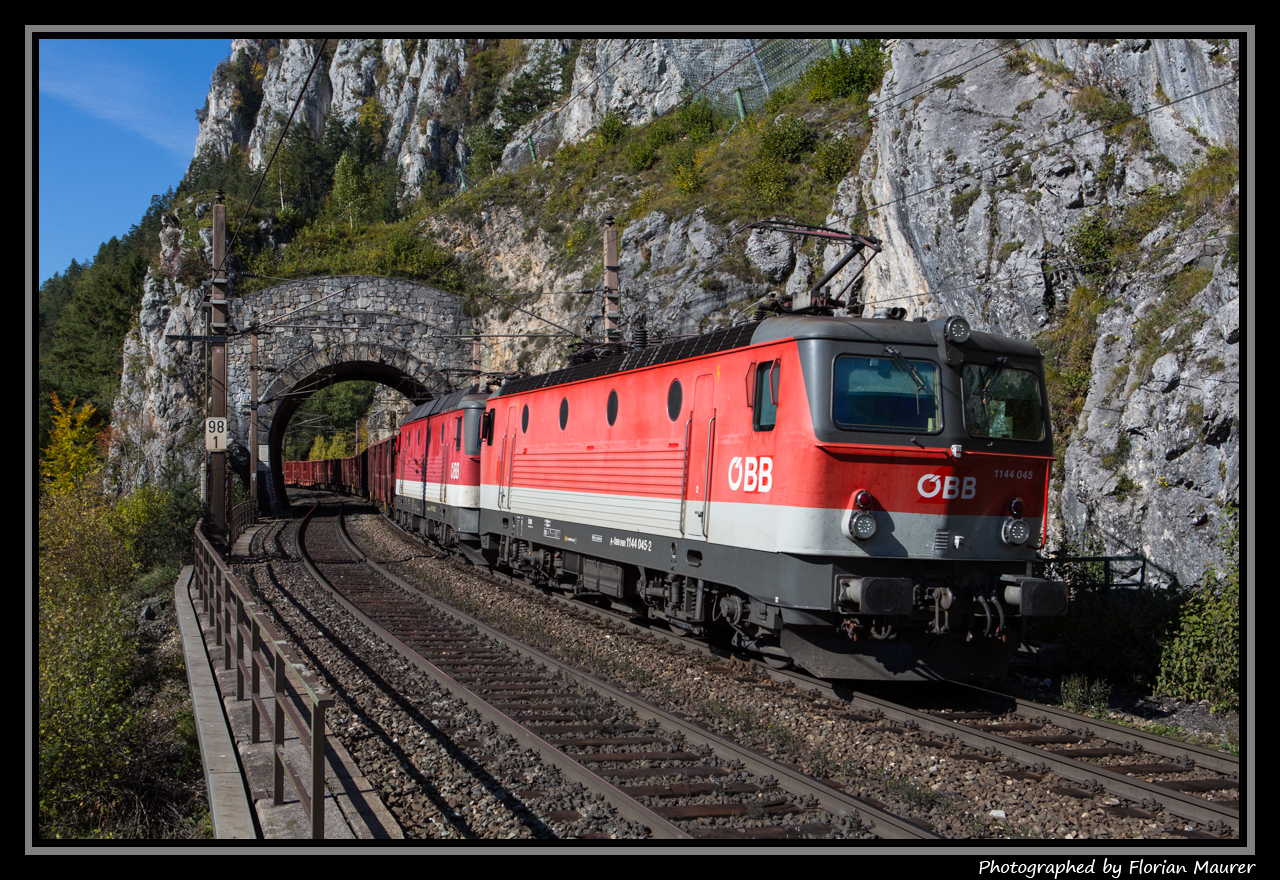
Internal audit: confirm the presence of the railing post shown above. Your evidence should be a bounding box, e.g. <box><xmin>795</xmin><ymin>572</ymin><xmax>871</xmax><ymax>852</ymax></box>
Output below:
<box><xmin>223</xmin><ymin>588</ymin><xmax>233</xmax><ymax>670</ymax></box>
<box><xmin>251</xmin><ymin>618</ymin><xmax>262</xmax><ymax>743</ymax></box>
<box><xmin>235</xmin><ymin>594</ymin><xmax>245</xmax><ymax>700</ymax></box>
<box><xmin>273</xmin><ymin>651</ymin><xmax>285</xmax><ymax>806</ymax></box>
<box><xmin>311</xmin><ymin>699</ymin><xmax>327</xmax><ymax>839</ymax></box>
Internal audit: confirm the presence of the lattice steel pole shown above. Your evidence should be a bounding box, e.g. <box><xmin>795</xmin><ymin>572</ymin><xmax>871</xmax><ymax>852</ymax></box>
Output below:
<box><xmin>603</xmin><ymin>217</ymin><xmax>620</xmax><ymax>354</ymax></box>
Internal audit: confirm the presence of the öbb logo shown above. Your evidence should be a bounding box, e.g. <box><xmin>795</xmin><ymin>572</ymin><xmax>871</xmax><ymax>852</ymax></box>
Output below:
<box><xmin>918</xmin><ymin>474</ymin><xmax>976</xmax><ymax>500</ymax></box>
<box><xmin>728</xmin><ymin>456</ymin><xmax>772</xmax><ymax>493</ymax></box>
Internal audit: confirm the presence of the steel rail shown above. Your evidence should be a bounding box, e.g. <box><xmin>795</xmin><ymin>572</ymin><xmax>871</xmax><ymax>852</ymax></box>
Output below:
<box><xmin>296</xmin><ymin>505</ymin><xmax>694</xmax><ymax>839</ymax></box>
<box><xmin>831</xmin><ymin>689</ymin><xmax>1238</xmax><ymax>834</ymax></box>
<box><xmin>340</xmin><ymin>509</ymin><xmax>942</xmax><ymax>840</ymax></box>
<box><xmin>957</xmin><ymin>683</ymin><xmax>1241</xmax><ymax>777</ymax></box>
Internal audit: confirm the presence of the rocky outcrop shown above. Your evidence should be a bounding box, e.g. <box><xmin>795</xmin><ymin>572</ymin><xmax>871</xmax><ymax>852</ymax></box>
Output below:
<box><xmin>108</xmin><ymin>263</ymin><xmax>207</xmax><ymax>496</ymax></box>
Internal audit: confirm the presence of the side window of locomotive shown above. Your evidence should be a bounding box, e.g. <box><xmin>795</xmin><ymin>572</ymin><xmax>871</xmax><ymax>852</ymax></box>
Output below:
<box><xmin>832</xmin><ymin>355</ymin><xmax>941</xmax><ymax>433</ymax></box>
<box><xmin>467</xmin><ymin>409</ymin><xmax>484</xmax><ymax>455</ymax></box>
<box><xmin>454</xmin><ymin>416</ymin><xmax>462</xmax><ymax>451</ymax></box>
<box><xmin>962</xmin><ymin>364</ymin><xmax>1045</xmax><ymax>441</ymax></box>
<box><xmin>753</xmin><ymin>360</ymin><xmax>780</xmax><ymax>431</ymax></box>
<box><xmin>482</xmin><ymin>409</ymin><xmax>495</xmax><ymax>447</ymax></box>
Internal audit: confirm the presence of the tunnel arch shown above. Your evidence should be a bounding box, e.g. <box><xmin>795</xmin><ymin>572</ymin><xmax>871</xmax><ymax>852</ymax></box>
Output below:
<box><xmin>222</xmin><ymin>276</ymin><xmax>473</xmax><ymax>513</ymax></box>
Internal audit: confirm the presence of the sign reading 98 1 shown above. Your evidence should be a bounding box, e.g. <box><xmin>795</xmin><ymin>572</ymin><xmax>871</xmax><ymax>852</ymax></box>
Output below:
<box><xmin>206</xmin><ymin>417</ymin><xmax>228</xmax><ymax>451</ymax></box>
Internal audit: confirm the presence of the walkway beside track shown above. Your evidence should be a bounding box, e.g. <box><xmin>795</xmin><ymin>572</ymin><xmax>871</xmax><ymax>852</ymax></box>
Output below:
<box><xmin>176</xmin><ymin>524</ymin><xmax>403</xmax><ymax>841</ymax></box>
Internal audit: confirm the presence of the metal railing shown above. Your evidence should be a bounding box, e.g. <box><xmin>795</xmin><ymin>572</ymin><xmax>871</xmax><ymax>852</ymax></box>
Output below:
<box><xmin>193</xmin><ymin>520</ymin><xmax>334</xmax><ymax>838</ymax></box>
<box><xmin>1037</xmin><ymin>554</ymin><xmax>1149</xmax><ymax>604</ymax></box>
<box><xmin>231</xmin><ymin>499</ymin><xmax>256</xmax><ymax>546</ymax></box>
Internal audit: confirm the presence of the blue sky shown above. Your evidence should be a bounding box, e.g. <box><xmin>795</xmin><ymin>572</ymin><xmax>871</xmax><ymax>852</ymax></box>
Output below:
<box><xmin>35</xmin><ymin>37</ymin><xmax>233</xmax><ymax>285</ymax></box>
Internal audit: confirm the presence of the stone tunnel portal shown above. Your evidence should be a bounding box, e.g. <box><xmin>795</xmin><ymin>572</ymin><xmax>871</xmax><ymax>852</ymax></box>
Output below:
<box><xmin>261</xmin><ymin>357</ymin><xmax>441</xmax><ymax>514</ymax></box>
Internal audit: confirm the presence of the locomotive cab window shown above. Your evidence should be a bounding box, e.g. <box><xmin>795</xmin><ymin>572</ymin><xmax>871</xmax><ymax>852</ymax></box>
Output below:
<box><xmin>832</xmin><ymin>354</ymin><xmax>941</xmax><ymax>433</ymax></box>
<box><xmin>753</xmin><ymin>360</ymin><xmax>780</xmax><ymax>431</ymax></box>
<box><xmin>962</xmin><ymin>362</ymin><xmax>1045</xmax><ymax>441</ymax></box>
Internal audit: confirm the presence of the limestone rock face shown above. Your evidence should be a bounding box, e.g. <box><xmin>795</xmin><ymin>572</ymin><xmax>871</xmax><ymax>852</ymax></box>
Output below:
<box><xmin>120</xmin><ymin>37</ymin><xmax>1239</xmax><ymax>588</ymax></box>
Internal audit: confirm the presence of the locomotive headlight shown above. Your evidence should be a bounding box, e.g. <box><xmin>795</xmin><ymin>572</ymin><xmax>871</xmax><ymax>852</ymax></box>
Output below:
<box><xmin>854</xmin><ymin>490</ymin><xmax>874</xmax><ymax>510</ymax></box>
<box><xmin>944</xmin><ymin>315</ymin><xmax>971</xmax><ymax>344</ymax></box>
<box><xmin>847</xmin><ymin>510</ymin><xmax>877</xmax><ymax>541</ymax></box>
<box><xmin>1001</xmin><ymin>517</ymin><xmax>1031</xmax><ymax>546</ymax></box>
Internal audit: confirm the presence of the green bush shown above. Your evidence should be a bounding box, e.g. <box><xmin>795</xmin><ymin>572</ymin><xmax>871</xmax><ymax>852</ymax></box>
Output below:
<box><xmin>812</xmin><ymin>135</ymin><xmax>862</xmax><ymax>183</ymax></box>
<box><xmin>38</xmin><ymin>393</ymin><xmax>213</xmax><ymax>838</ymax></box>
<box><xmin>642</xmin><ymin>114</ymin><xmax>683</xmax><ymax>149</ymax></box>
<box><xmin>1037</xmin><ymin>286</ymin><xmax>1112</xmax><ymax>478</ymax></box>
<box><xmin>465</xmin><ymin>123</ymin><xmax>507</xmax><ymax>179</ymax></box>
<box><xmin>797</xmin><ymin>41</ymin><xmax>885</xmax><ymax>103</ymax></box>
<box><xmin>1157</xmin><ymin>508</ymin><xmax>1240</xmax><ymax>711</ymax></box>
<box><xmin>744</xmin><ymin>157</ymin><xmax>787</xmax><ymax>206</ymax></box>
<box><xmin>625</xmin><ymin>138</ymin><xmax>658</xmax><ymax>172</ymax></box>
<box><xmin>1060</xmin><ymin>674</ymin><xmax>1112</xmax><ymax>714</ymax></box>
<box><xmin>1067</xmin><ymin>209</ymin><xmax>1117</xmax><ymax>281</ymax></box>
<box><xmin>1180</xmin><ymin>144</ymin><xmax>1239</xmax><ymax>225</ymax></box>
<box><xmin>665</xmin><ymin>141</ymin><xmax>704</xmax><ymax>195</ymax></box>
<box><xmin>1072</xmin><ymin>83</ymin><xmax>1134</xmax><ymax>128</ymax></box>
<box><xmin>597</xmin><ymin>108</ymin><xmax>630</xmax><ymax>146</ymax></box>
<box><xmin>758</xmin><ymin>116</ymin><xmax>815</xmax><ymax>164</ymax></box>
<box><xmin>950</xmin><ymin>187</ymin><xmax>982</xmax><ymax>221</ymax></box>
<box><xmin>674</xmin><ymin>97</ymin><xmax>718</xmax><ymax>145</ymax></box>
<box><xmin>39</xmin><ymin>475</ymin><xmax>140</xmax><ymax>837</ymax></box>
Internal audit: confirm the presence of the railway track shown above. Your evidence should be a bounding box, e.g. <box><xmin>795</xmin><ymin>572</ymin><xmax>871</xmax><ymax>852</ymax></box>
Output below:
<box><xmin>793</xmin><ymin>685</ymin><xmax>1240</xmax><ymax>838</ymax></box>
<box><xmin>295</xmin><ymin>501</ymin><xmax>941</xmax><ymax>840</ymax></box>
<box><xmin>337</xmin><ymin>493</ymin><xmax>1241</xmax><ymax>841</ymax></box>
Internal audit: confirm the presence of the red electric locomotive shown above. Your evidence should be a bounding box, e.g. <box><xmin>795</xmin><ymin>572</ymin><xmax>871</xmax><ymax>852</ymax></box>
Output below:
<box><xmin>476</xmin><ymin>312</ymin><xmax>1067</xmax><ymax>680</ymax></box>
<box><xmin>393</xmin><ymin>390</ymin><xmax>489</xmax><ymax>554</ymax></box>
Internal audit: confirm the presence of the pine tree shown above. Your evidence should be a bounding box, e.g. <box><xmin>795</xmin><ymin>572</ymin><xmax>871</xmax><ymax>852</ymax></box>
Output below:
<box><xmin>330</xmin><ymin>150</ymin><xmax>375</xmax><ymax>230</ymax></box>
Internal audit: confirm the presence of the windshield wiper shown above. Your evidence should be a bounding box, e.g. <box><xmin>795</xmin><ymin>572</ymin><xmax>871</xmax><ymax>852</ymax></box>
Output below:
<box><xmin>885</xmin><ymin>346</ymin><xmax>926</xmax><ymax>415</ymax></box>
<box><xmin>885</xmin><ymin>347</ymin><xmax>926</xmax><ymax>392</ymax></box>
<box><xmin>980</xmin><ymin>357</ymin><xmax>1009</xmax><ymax>396</ymax></box>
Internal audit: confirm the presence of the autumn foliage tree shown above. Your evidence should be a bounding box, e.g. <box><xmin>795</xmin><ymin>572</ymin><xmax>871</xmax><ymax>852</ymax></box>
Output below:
<box><xmin>38</xmin><ymin>394</ymin><xmax>205</xmax><ymax>837</ymax></box>
<box><xmin>38</xmin><ymin>395</ymin><xmax>139</xmax><ymax>837</ymax></box>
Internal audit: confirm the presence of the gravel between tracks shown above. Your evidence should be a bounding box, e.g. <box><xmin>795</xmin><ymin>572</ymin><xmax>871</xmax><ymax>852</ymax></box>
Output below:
<box><xmin>239</xmin><ymin>518</ymin><xmax>649</xmax><ymax>840</ymax></box>
<box><xmin>344</xmin><ymin>510</ymin><xmax>1236</xmax><ymax>841</ymax></box>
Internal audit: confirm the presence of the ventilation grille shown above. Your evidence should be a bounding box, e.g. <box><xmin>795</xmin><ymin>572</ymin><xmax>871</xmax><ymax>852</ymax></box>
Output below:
<box><xmin>933</xmin><ymin>530</ymin><xmax>951</xmax><ymax>556</ymax></box>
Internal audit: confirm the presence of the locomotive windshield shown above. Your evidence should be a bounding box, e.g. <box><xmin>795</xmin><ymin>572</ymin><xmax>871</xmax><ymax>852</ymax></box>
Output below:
<box><xmin>962</xmin><ymin>363</ymin><xmax>1045</xmax><ymax>441</ymax></box>
<box><xmin>832</xmin><ymin>354</ymin><xmax>941</xmax><ymax>433</ymax></box>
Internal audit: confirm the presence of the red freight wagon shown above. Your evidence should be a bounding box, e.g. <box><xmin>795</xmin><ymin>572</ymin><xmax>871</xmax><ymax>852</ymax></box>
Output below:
<box><xmin>367</xmin><ymin>434</ymin><xmax>397</xmax><ymax>513</ymax></box>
